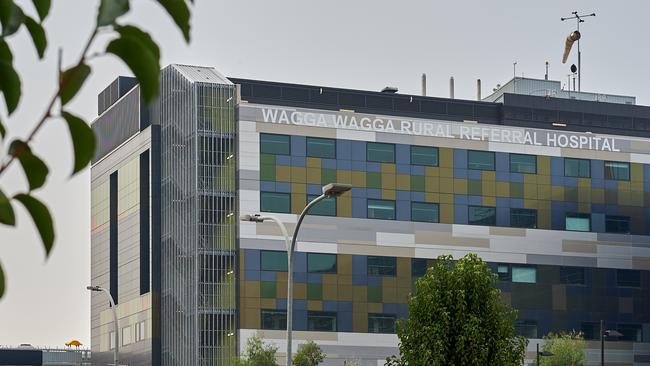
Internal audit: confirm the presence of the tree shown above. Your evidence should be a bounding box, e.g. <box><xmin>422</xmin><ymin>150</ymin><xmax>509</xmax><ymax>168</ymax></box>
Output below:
<box><xmin>293</xmin><ymin>341</ymin><xmax>325</xmax><ymax>366</ymax></box>
<box><xmin>389</xmin><ymin>253</ymin><xmax>527</xmax><ymax>365</ymax></box>
<box><xmin>0</xmin><ymin>0</ymin><xmax>193</xmax><ymax>299</ymax></box>
<box><xmin>235</xmin><ymin>336</ymin><xmax>278</xmax><ymax>366</ymax></box>
<box><xmin>534</xmin><ymin>331</ymin><xmax>586</xmax><ymax>366</ymax></box>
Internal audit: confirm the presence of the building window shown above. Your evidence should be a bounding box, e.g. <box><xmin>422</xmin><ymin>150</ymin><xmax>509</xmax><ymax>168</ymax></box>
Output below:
<box><xmin>260</xmin><ymin>192</ymin><xmax>291</xmax><ymax>213</ymax></box>
<box><xmin>308</xmin><ymin>195</ymin><xmax>336</xmax><ymax>216</ymax></box>
<box><xmin>467</xmin><ymin>150</ymin><xmax>495</xmax><ymax>171</ymax></box>
<box><xmin>368</xmin><ymin>256</ymin><xmax>397</xmax><ymax>276</ymax></box>
<box><xmin>411</xmin><ymin>202</ymin><xmax>439</xmax><ymax>223</ymax></box>
<box><xmin>261</xmin><ymin>250</ymin><xmax>288</xmax><ymax>272</ymax></box>
<box><xmin>496</xmin><ymin>264</ymin><xmax>511</xmax><ymax>281</ymax></box>
<box><xmin>468</xmin><ymin>205</ymin><xmax>496</xmax><ymax>226</ymax></box>
<box><xmin>510</xmin><ymin>154</ymin><xmax>537</xmax><ymax>174</ymax></box>
<box><xmin>510</xmin><ymin>208</ymin><xmax>537</xmax><ymax>228</ymax></box>
<box><xmin>367</xmin><ymin>199</ymin><xmax>396</xmax><ymax>220</ymax></box>
<box><xmin>367</xmin><ymin>142</ymin><xmax>395</xmax><ymax>163</ymax></box>
<box><xmin>580</xmin><ymin>322</ymin><xmax>600</xmax><ymax>341</ymax></box>
<box><xmin>307</xmin><ymin>253</ymin><xmax>337</xmax><ymax>273</ymax></box>
<box><xmin>604</xmin><ymin>161</ymin><xmax>630</xmax><ymax>181</ymax></box>
<box><xmin>617</xmin><ymin>269</ymin><xmax>641</xmax><ymax>287</ymax></box>
<box><xmin>565</xmin><ymin>213</ymin><xmax>590</xmax><ymax>232</ymax></box>
<box><xmin>560</xmin><ymin>267</ymin><xmax>585</xmax><ymax>285</ymax></box>
<box><xmin>261</xmin><ymin>310</ymin><xmax>287</xmax><ymax>330</ymax></box>
<box><xmin>307</xmin><ymin>137</ymin><xmax>336</xmax><ymax>159</ymax></box>
<box><xmin>121</xmin><ymin>326</ymin><xmax>132</xmax><ymax>346</ymax></box>
<box><xmin>368</xmin><ymin>313</ymin><xmax>396</xmax><ymax>333</ymax></box>
<box><xmin>512</xmin><ymin>266</ymin><xmax>536</xmax><ymax>283</ymax></box>
<box><xmin>412</xmin><ymin>258</ymin><xmax>428</xmax><ymax>278</ymax></box>
<box><xmin>134</xmin><ymin>321</ymin><xmax>146</xmax><ymax>342</ymax></box>
<box><xmin>515</xmin><ymin>320</ymin><xmax>538</xmax><ymax>338</ymax></box>
<box><xmin>617</xmin><ymin>324</ymin><xmax>643</xmax><ymax>342</ymax></box>
<box><xmin>410</xmin><ymin>146</ymin><xmax>438</xmax><ymax>166</ymax></box>
<box><xmin>605</xmin><ymin>215</ymin><xmax>630</xmax><ymax>234</ymax></box>
<box><xmin>109</xmin><ymin>331</ymin><xmax>116</xmax><ymax>350</ymax></box>
<box><xmin>564</xmin><ymin>158</ymin><xmax>590</xmax><ymax>178</ymax></box>
<box><xmin>260</xmin><ymin>133</ymin><xmax>290</xmax><ymax>155</ymax></box>
<box><xmin>307</xmin><ymin>311</ymin><xmax>337</xmax><ymax>332</ymax></box>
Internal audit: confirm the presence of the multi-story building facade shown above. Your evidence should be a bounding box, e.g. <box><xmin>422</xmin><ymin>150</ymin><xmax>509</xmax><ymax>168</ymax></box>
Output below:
<box><xmin>90</xmin><ymin>64</ymin><xmax>650</xmax><ymax>365</ymax></box>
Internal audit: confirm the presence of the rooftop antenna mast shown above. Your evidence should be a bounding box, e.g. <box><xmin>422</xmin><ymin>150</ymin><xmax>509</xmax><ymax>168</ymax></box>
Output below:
<box><xmin>561</xmin><ymin>11</ymin><xmax>595</xmax><ymax>92</ymax></box>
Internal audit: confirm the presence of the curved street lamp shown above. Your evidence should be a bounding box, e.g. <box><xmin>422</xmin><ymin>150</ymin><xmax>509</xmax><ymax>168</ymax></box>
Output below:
<box><xmin>241</xmin><ymin>183</ymin><xmax>351</xmax><ymax>366</ymax></box>
<box><xmin>601</xmin><ymin>319</ymin><xmax>623</xmax><ymax>366</ymax></box>
<box><xmin>87</xmin><ymin>285</ymin><xmax>118</xmax><ymax>366</ymax></box>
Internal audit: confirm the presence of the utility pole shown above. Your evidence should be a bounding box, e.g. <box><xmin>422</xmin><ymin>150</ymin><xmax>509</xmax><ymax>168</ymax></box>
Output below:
<box><xmin>561</xmin><ymin>11</ymin><xmax>595</xmax><ymax>91</ymax></box>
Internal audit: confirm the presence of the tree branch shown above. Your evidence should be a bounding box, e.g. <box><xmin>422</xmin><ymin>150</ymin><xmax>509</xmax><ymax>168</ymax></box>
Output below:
<box><xmin>0</xmin><ymin>27</ymin><xmax>99</xmax><ymax>178</ymax></box>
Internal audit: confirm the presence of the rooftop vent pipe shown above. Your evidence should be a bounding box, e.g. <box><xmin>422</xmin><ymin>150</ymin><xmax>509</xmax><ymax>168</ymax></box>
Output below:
<box><xmin>421</xmin><ymin>73</ymin><xmax>427</xmax><ymax>96</ymax></box>
<box><xmin>449</xmin><ymin>77</ymin><xmax>455</xmax><ymax>99</ymax></box>
<box><xmin>476</xmin><ymin>79</ymin><xmax>481</xmax><ymax>100</ymax></box>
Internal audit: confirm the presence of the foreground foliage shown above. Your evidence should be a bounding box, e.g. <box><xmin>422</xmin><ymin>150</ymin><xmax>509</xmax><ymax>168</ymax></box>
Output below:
<box><xmin>535</xmin><ymin>331</ymin><xmax>586</xmax><ymax>366</ymax></box>
<box><xmin>293</xmin><ymin>340</ymin><xmax>325</xmax><ymax>366</ymax></box>
<box><xmin>386</xmin><ymin>253</ymin><xmax>527</xmax><ymax>366</ymax></box>
<box><xmin>235</xmin><ymin>336</ymin><xmax>278</xmax><ymax>366</ymax></box>
<box><xmin>0</xmin><ymin>0</ymin><xmax>193</xmax><ymax>299</ymax></box>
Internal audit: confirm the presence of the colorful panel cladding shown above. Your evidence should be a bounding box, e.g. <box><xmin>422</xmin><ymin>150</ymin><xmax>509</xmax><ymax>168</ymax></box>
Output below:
<box><xmin>259</xmin><ymin>133</ymin><xmax>650</xmax><ymax>235</ymax></box>
<box><xmin>239</xmin><ymin>249</ymin><xmax>650</xmax><ymax>338</ymax></box>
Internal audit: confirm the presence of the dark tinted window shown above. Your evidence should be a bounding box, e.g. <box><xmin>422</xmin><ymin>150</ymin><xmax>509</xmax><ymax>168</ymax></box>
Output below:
<box><xmin>515</xmin><ymin>320</ymin><xmax>538</xmax><ymax>338</ymax></box>
<box><xmin>367</xmin><ymin>142</ymin><xmax>395</xmax><ymax>163</ymax></box>
<box><xmin>617</xmin><ymin>324</ymin><xmax>643</xmax><ymax>342</ymax></box>
<box><xmin>468</xmin><ymin>206</ymin><xmax>496</xmax><ymax>226</ymax></box>
<box><xmin>412</xmin><ymin>258</ymin><xmax>428</xmax><ymax>277</ymax></box>
<box><xmin>307</xmin><ymin>253</ymin><xmax>337</xmax><ymax>273</ymax></box>
<box><xmin>308</xmin><ymin>195</ymin><xmax>336</xmax><ymax>216</ymax></box>
<box><xmin>604</xmin><ymin>161</ymin><xmax>630</xmax><ymax>181</ymax></box>
<box><xmin>411</xmin><ymin>202</ymin><xmax>439</xmax><ymax>223</ymax></box>
<box><xmin>510</xmin><ymin>208</ymin><xmax>537</xmax><ymax>228</ymax></box>
<box><xmin>581</xmin><ymin>322</ymin><xmax>600</xmax><ymax>340</ymax></box>
<box><xmin>368</xmin><ymin>256</ymin><xmax>397</xmax><ymax>276</ymax></box>
<box><xmin>510</xmin><ymin>154</ymin><xmax>536</xmax><ymax>174</ymax></box>
<box><xmin>307</xmin><ymin>137</ymin><xmax>336</xmax><ymax>159</ymax></box>
<box><xmin>368</xmin><ymin>314</ymin><xmax>396</xmax><ymax>333</ymax></box>
<box><xmin>468</xmin><ymin>150</ymin><xmax>495</xmax><ymax>171</ymax></box>
<box><xmin>260</xmin><ymin>133</ymin><xmax>290</xmax><ymax>155</ymax></box>
<box><xmin>261</xmin><ymin>310</ymin><xmax>287</xmax><ymax>330</ymax></box>
<box><xmin>307</xmin><ymin>311</ymin><xmax>337</xmax><ymax>332</ymax></box>
<box><xmin>410</xmin><ymin>146</ymin><xmax>438</xmax><ymax>166</ymax></box>
<box><xmin>560</xmin><ymin>267</ymin><xmax>585</xmax><ymax>285</ymax></box>
<box><xmin>564</xmin><ymin>158</ymin><xmax>590</xmax><ymax>178</ymax></box>
<box><xmin>367</xmin><ymin>199</ymin><xmax>396</xmax><ymax>220</ymax></box>
<box><xmin>605</xmin><ymin>215</ymin><xmax>630</xmax><ymax>234</ymax></box>
<box><xmin>617</xmin><ymin>269</ymin><xmax>641</xmax><ymax>287</ymax></box>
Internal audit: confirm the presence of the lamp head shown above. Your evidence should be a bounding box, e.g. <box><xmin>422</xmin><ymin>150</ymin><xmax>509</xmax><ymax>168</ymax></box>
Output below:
<box><xmin>604</xmin><ymin>330</ymin><xmax>623</xmax><ymax>337</ymax></box>
<box><xmin>86</xmin><ymin>286</ymin><xmax>101</xmax><ymax>292</ymax></box>
<box><xmin>322</xmin><ymin>183</ymin><xmax>352</xmax><ymax>197</ymax></box>
<box><xmin>240</xmin><ymin>214</ymin><xmax>265</xmax><ymax>223</ymax></box>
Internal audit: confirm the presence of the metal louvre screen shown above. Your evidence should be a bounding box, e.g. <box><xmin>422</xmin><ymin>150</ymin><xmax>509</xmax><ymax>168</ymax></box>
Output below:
<box><xmin>93</xmin><ymin>86</ymin><xmax>141</xmax><ymax>163</ymax></box>
<box><xmin>158</xmin><ymin>66</ymin><xmax>237</xmax><ymax>365</ymax></box>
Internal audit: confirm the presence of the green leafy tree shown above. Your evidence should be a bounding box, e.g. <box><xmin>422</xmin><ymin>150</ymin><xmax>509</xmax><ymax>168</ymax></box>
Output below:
<box><xmin>388</xmin><ymin>253</ymin><xmax>527</xmax><ymax>365</ymax></box>
<box><xmin>0</xmin><ymin>0</ymin><xmax>193</xmax><ymax>299</ymax></box>
<box><xmin>293</xmin><ymin>340</ymin><xmax>325</xmax><ymax>366</ymax></box>
<box><xmin>534</xmin><ymin>331</ymin><xmax>586</xmax><ymax>366</ymax></box>
<box><xmin>235</xmin><ymin>336</ymin><xmax>278</xmax><ymax>366</ymax></box>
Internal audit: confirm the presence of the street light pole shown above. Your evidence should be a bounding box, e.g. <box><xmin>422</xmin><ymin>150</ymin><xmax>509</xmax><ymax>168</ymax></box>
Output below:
<box><xmin>242</xmin><ymin>183</ymin><xmax>351</xmax><ymax>366</ymax></box>
<box><xmin>600</xmin><ymin>319</ymin><xmax>623</xmax><ymax>366</ymax></box>
<box><xmin>87</xmin><ymin>286</ymin><xmax>118</xmax><ymax>366</ymax></box>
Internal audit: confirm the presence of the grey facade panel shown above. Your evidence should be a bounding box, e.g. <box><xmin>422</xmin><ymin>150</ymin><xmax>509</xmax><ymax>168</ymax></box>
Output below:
<box><xmin>93</xmin><ymin>86</ymin><xmax>141</xmax><ymax>163</ymax></box>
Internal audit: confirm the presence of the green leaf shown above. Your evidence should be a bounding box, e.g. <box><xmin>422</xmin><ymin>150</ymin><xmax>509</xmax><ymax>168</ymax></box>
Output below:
<box><xmin>0</xmin><ymin>0</ymin><xmax>24</xmax><ymax>36</ymax></box>
<box><xmin>0</xmin><ymin>261</ymin><xmax>4</xmax><ymax>299</ymax></box>
<box><xmin>62</xmin><ymin>111</ymin><xmax>96</xmax><ymax>174</ymax></box>
<box><xmin>0</xmin><ymin>118</ymin><xmax>5</xmax><ymax>139</ymax></box>
<box><xmin>31</xmin><ymin>0</ymin><xmax>50</xmax><ymax>22</ymax></box>
<box><xmin>14</xmin><ymin>193</ymin><xmax>54</xmax><ymax>256</ymax></box>
<box><xmin>9</xmin><ymin>140</ymin><xmax>48</xmax><ymax>190</ymax></box>
<box><xmin>0</xmin><ymin>59</ymin><xmax>20</xmax><ymax>114</ymax></box>
<box><xmin>115</xmin><ymin>25</ymin><xmax>160</xmax><ymax>60</ymax></box>
<box><xmin>0</xmin><ymin>189</ymin><xmax>15</xmax><ymax>225</ymax></box>
<box><xmin>157</xmin><ymin>0</ymin><xmax>190</xmax><ymax>42</ymax></box>
<box><xmin>106</xmin><ymin>32</ymin><xmax>159</xmax><ymax>102</ymax></box>
<box><xmin>59</xmin><ymin>63</ymin><xmax>90</xmax><ymax>105</ymax></box>
<box><xmin>0</xmin><ymin>38</ymin><xmax>11</xmax><ymax>62</ymax></box>
<box><xmin>23</xmin><ymin>16</ymin><xmax>46</xmax><ymax>59</ymax></box>
<box><xmin>97</xmin><ymin>0</ymin><xmax>129</xmax><ymax>26</ymax></box>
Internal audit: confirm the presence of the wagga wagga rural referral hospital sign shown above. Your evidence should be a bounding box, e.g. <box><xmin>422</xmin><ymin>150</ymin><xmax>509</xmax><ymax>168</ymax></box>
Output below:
<box><xmin>244</xmin><ymin>106</ymin><xmax>622</xmax><ymax>152</ymax></box>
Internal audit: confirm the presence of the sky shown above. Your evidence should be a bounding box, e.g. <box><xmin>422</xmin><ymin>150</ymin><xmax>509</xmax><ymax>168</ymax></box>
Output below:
<box><xmin>1</xmin><ymin>0</ymin><xmax>650</xmax><ymax>348</ymax></box>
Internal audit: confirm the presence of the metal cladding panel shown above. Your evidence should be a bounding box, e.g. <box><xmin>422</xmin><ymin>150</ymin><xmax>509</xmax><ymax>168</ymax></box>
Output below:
<box><xmin>98</xmin><ymin>76</ymin><xmax>138</xmax><ymax>115</ymax></box>
<box><xmin>93</xmin><ymin>86</ymin><xmax>141</xmax><ymax>163</ymax></box>
<box><xmin>0</xmin><ymin>349</ymin><xmax>42</xmax><ymax>365</ymax></box>
<box><xmin>157</xmin><ymin>65</ymin><xmax>237</xmax><ymax>365</ymax></box>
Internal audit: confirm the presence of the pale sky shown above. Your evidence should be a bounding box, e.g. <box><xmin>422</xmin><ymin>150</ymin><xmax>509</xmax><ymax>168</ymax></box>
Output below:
<box><xmin>1</xmin><ymin>0</ymin><xmax>649</xmax><ymax>348</ymax></box>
